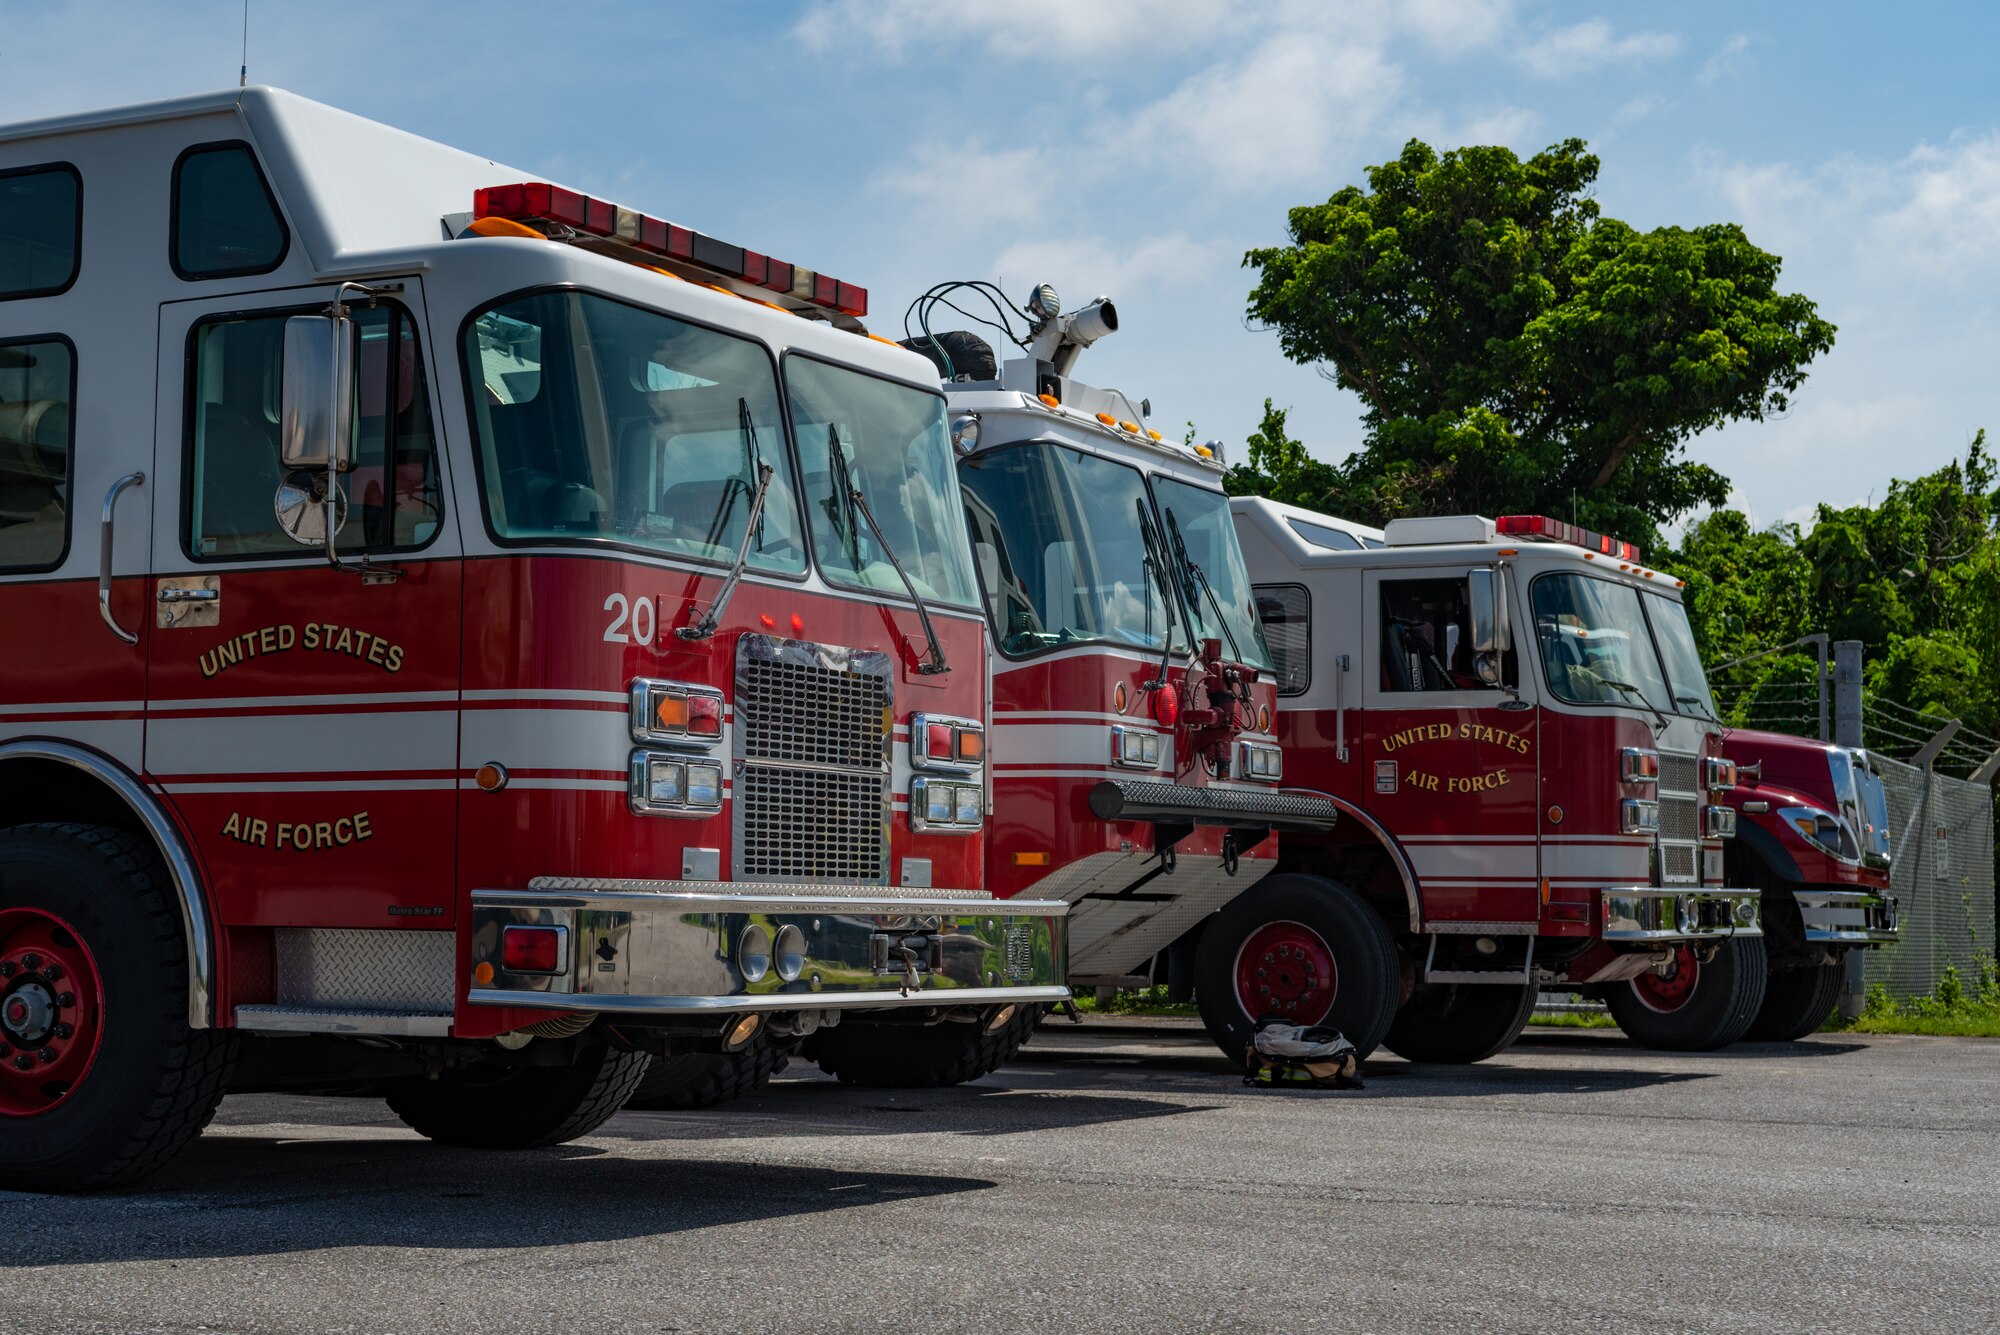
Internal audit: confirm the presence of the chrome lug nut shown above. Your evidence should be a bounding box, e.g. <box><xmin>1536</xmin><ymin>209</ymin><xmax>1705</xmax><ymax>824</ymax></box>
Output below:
<box><xmin>56</xmin><ymin>992</ymin><xmax>74</xmax><ymax>1008</ymax></box>
<box><xmin>37</xmin><ymin>1047</ymin><xmax>56</xmax><ymax>1064</ymax></box>
<box><xmin>11</xmin><ymin>1054</ymin><xmax>30</xmax><ymax>1071</ymax></box>
<box><xmin>0</xmin><ymin>962</ymin><xmax>14</xmax><ymax>978</ymax></box>
<box><xmin>53</xmin><ymin>1023</ymin><xmax>73</xmax><ymax>1040</ymax></box>
<box><xmin>20</xmin><ymin>954</ymin><xmax>40</xmax><ymax>971</ymax></box>
<box><xmin>42</xmin><ymin>964</ymin><xmax>62</xmax><ymax>982</ymax></box>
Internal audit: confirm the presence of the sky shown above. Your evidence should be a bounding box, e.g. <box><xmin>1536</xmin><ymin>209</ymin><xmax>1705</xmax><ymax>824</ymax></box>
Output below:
<box><xmin>11</xmin><ymin>0</ymin><xmax>2000</xmax><ymax>539</ymax></box>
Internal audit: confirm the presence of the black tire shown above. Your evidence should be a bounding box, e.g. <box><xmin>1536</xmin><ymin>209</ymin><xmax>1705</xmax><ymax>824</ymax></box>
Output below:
<box><xmin>0</xmin><ymin>822</ymin><xmax>236</xmax><ymax>1193</ymax></box>
<box><xmin>1192</xmin><ymin>873</ymin><xmax>1399</xmax><ymax>1065</ymax></box>
<box><xmin>1604</xmin><ymin>936</ymin><xmax>1769</xmax><ymax>1051</ymax></box>
<box><xmin>803</xmin><ymin>1004</ymin><xmax>1043</xmax><ymax>1088</ymax></box>
<box><xmin>627</xmin><ymin>1035</ymin><xmax>794</xmax><ymax>1111</ymax></box>
<box><xmin>384</xmin><ymin>1041</ymin><xmax>648</xmax><ymax>1148</ymax></box>
<box><xmin>1379</xmin><ymin>983</ymin><xmax>1538</xmax><ymax>1064</ymax></box>
<box><xmin>1745</xmin><ymin>959</ymin><xmax>1845</xmax><ymax>1041</ymax></box>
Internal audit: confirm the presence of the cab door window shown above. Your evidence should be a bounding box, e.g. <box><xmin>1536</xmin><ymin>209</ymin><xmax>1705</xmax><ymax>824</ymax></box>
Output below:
<box><xmin>0</xmin><ymin>337</ymin><xmax>74</xmax><ymax>571</ymax></box>
<box><xmin>1379</xmin><ymin>576</ymin><xmax>1512</xmax><ymax>692</ymax></box>
<box><xmin>185</xmin><ymin>305</ymin><xmax>441</xmax><ymax>559</ymax></box>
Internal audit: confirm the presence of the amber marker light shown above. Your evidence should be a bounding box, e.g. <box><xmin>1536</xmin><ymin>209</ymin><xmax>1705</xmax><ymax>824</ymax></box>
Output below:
<box><xmin>1547</xmin><ymin>805</ymin><xmax>1565</xmax><ymax>825</ymax></box>
<box><xmin>1114</xmin><ymin>682</ymin><xmax>1129</xmax><ymax>712</ymax></box>
<box><xmin>474</xmin><ymin>762</ymin><xmax>509</xmax><ymax>792</ymax></box>
<box><xmin>1095</xmin><ymin>411</ymin><xmax>1117</xmax><ymax>425</ymax></box>
<box><xmin>472</xmin><ymin>961</ymin><xmax>495</xmax><ymax>986</ymax></box>
<box><xmin>955</xmin><ymin>729</ymin><xmax>985</xmax><ymax>763</ymax></box>
<box><xmin>1013</xmin><ymin>852</ymin><xmax>1052</xmax><ymax>867</ymax></box>
<box><xmin>1038</xmin><ymin>393</ymin><xmax>1061</xmax><ymax>409</ymax></box>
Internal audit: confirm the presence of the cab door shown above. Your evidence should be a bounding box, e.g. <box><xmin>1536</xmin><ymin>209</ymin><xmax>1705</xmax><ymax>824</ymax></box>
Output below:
<box><xmin>143</xmin><ymin>281</ymin><xmax>464</xmax><ymax>929</ymax></box>
<box><xmin>1358</xmin><ymin>564</ymin><xmax>1540</xmax><ymax>925</ymax></box>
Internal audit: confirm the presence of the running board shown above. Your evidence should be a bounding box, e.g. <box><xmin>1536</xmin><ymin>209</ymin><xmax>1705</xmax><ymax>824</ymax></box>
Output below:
<box><xmin>235</xmin><ymin>1004</ymin><xmax>452</xmax><ymax>1037</ymax></box>
<box><xmin>1421</xmin><ymin>934</ymin><xmax>1535</xmax><ymax>986</ymax></box>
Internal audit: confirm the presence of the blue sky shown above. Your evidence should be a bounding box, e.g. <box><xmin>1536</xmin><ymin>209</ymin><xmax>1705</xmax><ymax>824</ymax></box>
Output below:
<box><xmin>14</xmin><ymin>1</ymin><xmax>2000</xmax><ymax>538</ymax></box>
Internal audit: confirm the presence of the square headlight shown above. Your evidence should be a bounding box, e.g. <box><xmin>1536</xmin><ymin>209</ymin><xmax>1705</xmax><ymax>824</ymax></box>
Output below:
<box><xmin>954</xmin><ymin>783</ymin><xmax>983</xmax><ymax>825</ymax></box>
<box><xmin>648</xmin><ymin>759</ymin><xmax>686</xmax><ymax>805</ymax></box>
<box><xmin>686</xmin><ymin>761</ymin><xmax>724</xmax><ymax>809</ymax></box>
<box><xmin>923</xmin><ymin>778</ymin><xmax>953</xmax><ymax>825</ymax></box>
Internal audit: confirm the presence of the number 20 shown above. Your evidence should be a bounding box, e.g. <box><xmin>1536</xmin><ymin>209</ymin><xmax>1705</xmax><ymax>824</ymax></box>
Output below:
<box><xmin>602</xmin><ymin>592</ymin><xmax>656</xmax><ymax>646</ymax></box>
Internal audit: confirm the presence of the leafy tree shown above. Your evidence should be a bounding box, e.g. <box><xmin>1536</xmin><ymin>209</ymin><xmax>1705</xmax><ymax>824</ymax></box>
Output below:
<box><xmin>1242</xmin><ymin>138</ymin><xmax>1836</xmax><ymax>546</ymax></box>
<box><xmin>1221</xmin><ymin>399</ymin><xmax>1340</xmax><ymax>509</ymax></box>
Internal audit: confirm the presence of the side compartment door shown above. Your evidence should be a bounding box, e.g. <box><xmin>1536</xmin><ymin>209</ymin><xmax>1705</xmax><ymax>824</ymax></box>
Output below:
<box><xmin>1359</xmin><ymin>565</ymin><xmax>1539</xmax><ymax>925</ymax></box>
<box><xmin>143</xmin><ymin>282</ymin><xmax>463</xmax><ymax>930</ymax></box>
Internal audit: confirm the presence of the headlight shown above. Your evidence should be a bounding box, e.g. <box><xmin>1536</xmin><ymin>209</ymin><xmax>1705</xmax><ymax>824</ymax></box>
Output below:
<box><xmin>1704</xmin><ymin>804</ymin><xmax>1737</xmax><ymax>838</ymax></box>
<box><xmin>1704</xmin><ymin>756</ymin><xmax>1739</xmax><ymax>791</ymax></box>
<box><xmin>1111</xmin><ymin>725</ymin><xmax>1161</xmax><ymax>770</ymax></box>
<box><xmin>911</xmin><ymin>776</ymin><xmax>982</xmax><ymax>833</ymax></box>
<box><xmin>1621</xmin><ymin>799</ymin><xmax>1660</xmax><ymax>835</ymax></box>
<box><xmin>629</xmin><ymin>750</ymin><xmax>725</xmax><ymax>817</ymax></box>
<box><xmin>1780</xmin><ymin>805</ymin><xmax>1860</xmax><ymax>861</ymax></box>
<box><xmin>1237</xmin><ymin>740</ymin><xmax>1282</xmax><ymax>783</ymax></box>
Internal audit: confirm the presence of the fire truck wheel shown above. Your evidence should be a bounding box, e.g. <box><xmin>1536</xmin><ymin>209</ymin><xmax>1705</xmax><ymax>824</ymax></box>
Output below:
<box><xmin>1378</xmin><ymin>983</ymin><xmax>1538</xmax><ymax>1064</ymax></box>
<box><xmin>1192</xmin><ymin>874</ymin><xmax>1399</xmax><ymax>1064</ymax></box>
<box><xmin>802</xmin><ymin>1004</ymin><xmax>1045</xmax><ymax>1088</ymax></box>
<box><xmin>1744</xmin><ymin>960</ymin><xmax>1845</xmax><ymax>1041</ymax></box>
<box><xmin>626</xmin><ymin>1035</ymin><xmax>796</xmax><ymax>1111</ymax></box>
<box><xmin>1604</xmin><ymin>937</ymin><xmax>1769</xmax><ymax>1051</ymax></box>
<box><xmin>0</xmin><ymin>823</ymin><xmax>236</xmax><ymax>1193</ymax></box>
<box><xmin>383</xmin><ymin>1041</ymin><xmax>649</xmax><ymax>1149</ymax></box>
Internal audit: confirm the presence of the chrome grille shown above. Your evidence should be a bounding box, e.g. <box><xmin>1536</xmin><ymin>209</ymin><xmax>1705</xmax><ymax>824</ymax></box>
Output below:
<box><xmin>1659</xmin><ymin>752</ymin><xmax>1699</xmax><ymax>793</ymax></box>
<box><xmin>734</xmin><ymin>635</ymin><xmax>892</xmax><ymax>885</ymax></box>
<box><xmin>1663</xmin><ymin>844</ymin><xmax>1698</xmax><ymax>883</ymax></box>
<box><xmin>1658</xmin><ymin>750</ymin><xmax>1699</xmax><ymax>883</ymax></box>
<box><xmin>1658</xmin><ymin>796</ymin><xmax>1700</xmax><ymax>843</ymax></box>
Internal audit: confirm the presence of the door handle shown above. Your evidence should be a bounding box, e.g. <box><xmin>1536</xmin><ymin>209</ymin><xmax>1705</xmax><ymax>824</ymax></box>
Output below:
<box><xmin>98</xmin><ymin>471</ymin><xmax>145</xmax><ymax>645</ymax></box>
<box><xmin>1335</xmin><ymin>653</ymin><xmax>1351</xmax><ymax>762</ymax></box>
<box><xmin>157</xmin><ymin>586</ymin><xmax>219</xmax><ymax>604</ymax></box>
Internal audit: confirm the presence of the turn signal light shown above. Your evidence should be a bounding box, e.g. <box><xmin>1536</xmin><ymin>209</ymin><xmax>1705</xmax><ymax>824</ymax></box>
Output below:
<box><xmin>631</xmin><ymin>680</ymin><xmax>725</xmax><ymax>746</ymax></box>
<box><xmin>912</xmin><ymin>715</ymin><xmax>984</xmax><ymax>771</ymax></box>
<box><xmin>1621</xmin><ymin>747</ymin><xmax>1661</xmax><ymax>784</ymax></box>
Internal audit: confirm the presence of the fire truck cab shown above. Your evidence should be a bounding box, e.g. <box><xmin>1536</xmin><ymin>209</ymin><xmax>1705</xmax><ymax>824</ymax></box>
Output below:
<box><xmin>1232</xmin><ymin>497</ymin><xmax>1765</xmax><ymax>1059</ymax></box>
<box><xmin>892</xmin><ymin>292</ymin><xmax>1387</xmax><ymax>1074</ymax></box>
<box><xmin>0</xmin><ymin>88</ymin><xmax>1067</xmax><ymax>1191</ymax></box>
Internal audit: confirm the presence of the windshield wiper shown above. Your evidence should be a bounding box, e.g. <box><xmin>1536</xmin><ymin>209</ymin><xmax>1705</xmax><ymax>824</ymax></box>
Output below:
<box><xmin>1676</xmin><ymin>693</ymin><xmax>1726</xmax><ymax>727</ymax></box>
<box><xmin>678</xmin><ymin>401</ymin><xmax>776</xmax><ymax>642</ymax></box>
<box><xmin>1134</xmin><ymin>498</ymin><xmax>1180</xmax><ymax>693</ymax></box>
<box><xmin>1164</xmin><ymin>507</ymin><xmax>1242</xmax><ymax>663</ymax></box>
<box><xmin>1592</xmin><ymin>673</ymin><xmax>1670</xmax><ymax>730</ymax></box>
<box><xmin>830</xmin><ymin>424</ymin><xmax>949</xmax><ymax>675</ymax></box>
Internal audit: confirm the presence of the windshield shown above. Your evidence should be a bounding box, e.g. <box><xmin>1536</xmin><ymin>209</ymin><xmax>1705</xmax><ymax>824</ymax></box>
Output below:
<box><xmin>1153</xmin><ymin>475</ymin><xmax>1272</xmax><ymax>670</ymax></box>
<box><xmin>788</xmin><ymin>356</ymin><xmax>979</xmax><ymax>609</ymax></box>
<box><xmin>957</xmin><ymin>442</ymin><xmax>1182</xmax><ymax>657</ymax></box>
<box><xmin>1642</xmin><ymin>592</ymin><xmax>1718</xmax><ymax>720</ymax></box>
<box><xmin>463</xmin><ymin>291</ymin><xmax>806</xmax><ymax>573</ymax></box>
<box><xmin>1530</xmin><ymin>573</ymin><xmax>1672</xmax><ymax>711</ymax></box>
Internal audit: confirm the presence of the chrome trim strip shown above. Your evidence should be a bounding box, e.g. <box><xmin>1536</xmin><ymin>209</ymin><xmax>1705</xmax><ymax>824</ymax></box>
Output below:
<box><xmin>1600</xmin><ymin>886</ymin><xmax>1761</xmax><ymax>942</ymax></box>
<box><xmin>0</xmin><ymin>740</ymin><xmax>214</xmax><ymax>1028</ymax></box>
<box><xmin>468</xmin><ymin>986</ymin><xmax>1073</xmax><ymax>1014</ymax></box>
<box><xmin>481</xmin><ymin>887</ymin><xmax>1067</xmax><ymax>915</ymax></box>
<box><xmin>1427</xmin><ymin>920</ymin><xmax>1539</xmax><ymax>935</ymax></box>
<box><xmin>234</xmin><ymin>1004</ymin><xmax>451</xmax><ymax>1036</ymax></box>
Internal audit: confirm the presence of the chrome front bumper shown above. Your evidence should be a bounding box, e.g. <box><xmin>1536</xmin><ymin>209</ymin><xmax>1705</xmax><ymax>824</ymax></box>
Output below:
<box><xmin>467</xmin><ymin>879</ymin><xmax>1068</xmax><ymax>1015</ymax></box>
<box><xmin>1600</xmin><ymin>886</ymin><xmax>1762</xmax><ymax>942</ymax></box>
<box><xmin>1797</xmin><ymin>888</ymin><xmax>1900</xmax><ymax>944</ymax></box>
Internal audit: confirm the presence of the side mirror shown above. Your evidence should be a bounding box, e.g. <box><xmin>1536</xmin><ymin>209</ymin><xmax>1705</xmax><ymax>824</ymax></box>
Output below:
<box><xmin>280</xmin><ymin>313</ymin><xmax>357</xmax><ymax>473</ymax></box>
<box><xmin>1468</xmin><ymin>566</ymin><xmax>1511</xmax><ymax>654</ymax></box>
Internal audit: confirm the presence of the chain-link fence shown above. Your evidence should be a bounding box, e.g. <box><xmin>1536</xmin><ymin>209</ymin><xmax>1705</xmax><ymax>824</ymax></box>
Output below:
<box><xmin>1865</xmin><ymin>755</ymin><xmax>1997</xmax><ymax>998</ymax></box>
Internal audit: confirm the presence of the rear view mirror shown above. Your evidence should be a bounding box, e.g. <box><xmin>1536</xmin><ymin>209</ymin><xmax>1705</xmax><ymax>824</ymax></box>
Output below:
<box><xmin>1468</xmin><ymin>566</ymin><xmax>1510</xmax><ymax>654</ymax></box>
<box><xmin>280</xmin><ymin>313</ymin><xmax>357</xmax><ymax>473</ymax></box>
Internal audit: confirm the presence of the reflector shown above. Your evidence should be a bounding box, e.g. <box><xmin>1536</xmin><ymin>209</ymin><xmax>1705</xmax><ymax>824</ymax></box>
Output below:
<box><xmin>502</xmin><ymin>926</ymin><xmax>563</xmax><ymax>974</ymax></box>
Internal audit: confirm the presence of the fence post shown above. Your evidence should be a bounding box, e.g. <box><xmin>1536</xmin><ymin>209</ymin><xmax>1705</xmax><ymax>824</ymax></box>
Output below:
<box><xmin>1833</xmin><ymin>641</ymin><xmax>1868</xmax><ymax>1016</ymax></box>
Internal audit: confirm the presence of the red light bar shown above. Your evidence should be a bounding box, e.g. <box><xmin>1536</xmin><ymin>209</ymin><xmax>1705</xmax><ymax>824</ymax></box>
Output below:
<box><xmin>1495</xmin><ymin>514</ymin><xmax>1642</xmax><ymax>563</ymax></box>
<box><xmin>471</xmin><ymin>181</ymin><xmax>868</xmax><ymax>323</ymax></box>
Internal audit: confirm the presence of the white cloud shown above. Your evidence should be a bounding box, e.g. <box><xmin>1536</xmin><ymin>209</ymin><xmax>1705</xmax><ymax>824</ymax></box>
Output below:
<box><xmin>987</xmin><ymin>232</ymin><xmax>1222</xmax><ymax>307</ymax></box>
<box><xmin>791</xmin><ymin>0</ymin><xmax>1239</xmax><ymax>62</ymax></box>
<box><xmin>1516</xmin><ymin>18</ymin><xmax>1679</xmax><ymax>78</ymax></box>
<box><xmin>1698</xmin><ymin>32</ymin><xmax>1758</xmax><ymax>85</ymax></box>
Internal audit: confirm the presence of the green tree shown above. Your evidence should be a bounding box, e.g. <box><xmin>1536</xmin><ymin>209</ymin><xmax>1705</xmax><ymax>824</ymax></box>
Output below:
<box><xmin>1221</xmin><ymin>399</ymin><xmax>1341</xmax><ymax>509</ymax></box>
<box><xmin>1243</xmin><ymin>138</ymin><xmax>1836</xmax><ymax>546</ymax></box>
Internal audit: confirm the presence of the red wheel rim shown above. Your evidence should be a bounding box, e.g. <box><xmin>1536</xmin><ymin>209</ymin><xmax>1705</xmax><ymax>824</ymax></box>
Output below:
<box><xmin>1630</xmin><ymin>944</ymin><xmax>1699</xmax><ymax>1014</ymax></box>
<box><xmin>1233</xmin><ymin>920</ymin><xmax>1337</xmax><ymax>1025</ymax></box>
<box><xmin>0</xmin><ymin>908</ymin><xmax>105</xmax><ymax>1117</ymax></box>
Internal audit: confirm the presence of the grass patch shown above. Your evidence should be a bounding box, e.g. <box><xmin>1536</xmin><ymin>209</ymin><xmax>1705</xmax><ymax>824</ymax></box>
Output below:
<box><xmin>1070</xmin><ymin>985</ymin><xmax>1200</xmax><ymax>1018</ymax></box>
<box><xmin>1825</xmin><ymin>961</ymin><xmax>2000</xmax><ymax>1037</ymax></box>
<box><xmin>1527</xmin><ymin>1009</ymin><xmax>1619</xmax><ymax>1029</ymax></box>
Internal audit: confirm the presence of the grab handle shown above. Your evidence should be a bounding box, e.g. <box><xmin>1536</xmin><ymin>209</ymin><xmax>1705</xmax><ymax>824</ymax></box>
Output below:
<box><xmin>98</xmin><ymin>471</ymin><xmax>146</xmax><ymax>645</ymax></box>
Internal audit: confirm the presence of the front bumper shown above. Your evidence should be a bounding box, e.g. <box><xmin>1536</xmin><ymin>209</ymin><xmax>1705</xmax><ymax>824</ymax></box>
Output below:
<box><xmin>1601</xmin><ymin>886</ymin><xmax>1762</xmax><ymax>942</ymax></box>
<box><xmin>1087</xmin><ymin>779</ymin><xmax>1341</xmax><ymax>831</ymax></box>
<box><xmin>1797</xmin><ymin>888</ymin><xmax>1900</xmax><ymax>944</ymax></box>
<box><xmin>468</xmin><ymin>879</ymin><xmax>1068</xmax><ymax>1015</ymax></box>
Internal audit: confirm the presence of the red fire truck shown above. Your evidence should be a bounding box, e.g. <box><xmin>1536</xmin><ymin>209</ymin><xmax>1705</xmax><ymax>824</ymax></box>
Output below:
<box><xmin>1709</xmin><ymin>730</ymin><xmax>1898</xmax><ymax>1037</ymax></box>
<box><xmin>1230</xmin><ymin>498</ymin><xmax>1765</xmax><ymax>1058</ymax></box>
<box><xmin>0</xmin><ymin>88</ymin><xmax>1068</xmax><ymax>1191</ymax></box>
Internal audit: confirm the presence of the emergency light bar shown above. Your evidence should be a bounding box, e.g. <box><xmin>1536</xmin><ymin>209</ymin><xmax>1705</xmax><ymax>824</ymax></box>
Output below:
<box><xmin>1495</xmin><ymin>514</ymin><xmax>1643</xmax><ymax>563</ymax></box>
<box><xmin>472</xmin><ymin>182</ymin><xmax>868</xmax><ymax>328</ymax></box>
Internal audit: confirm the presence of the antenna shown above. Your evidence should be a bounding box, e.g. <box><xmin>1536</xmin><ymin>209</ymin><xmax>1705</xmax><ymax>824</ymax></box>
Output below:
<box><xmin>239</xmin><ymin>0</ymin><xmax>249</xmax><ymax>87</ymax></box>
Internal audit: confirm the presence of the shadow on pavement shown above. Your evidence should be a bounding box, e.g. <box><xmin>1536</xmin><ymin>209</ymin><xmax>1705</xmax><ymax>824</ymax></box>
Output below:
<box><xmin>618</xmin><ymin>1082</ymin><xmax>1223</xmax><ymax>1140</ymax></box>
<box><xmin>1514</xmin><ymin>1030</ymin><xmax>1871</xmax><ymax>1059</ymax></box>
<box><xmin>0</xmin><ymin>1145</ymin><xmax>993</xmax><ymax>1266</ymax></box>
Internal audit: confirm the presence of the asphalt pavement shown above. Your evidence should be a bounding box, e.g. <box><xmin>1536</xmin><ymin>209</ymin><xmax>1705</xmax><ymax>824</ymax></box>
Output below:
<box><xmin>3</xmin><ymin>1019</ymin><xmax>1995</xmax><ymax>1334</ymax></box>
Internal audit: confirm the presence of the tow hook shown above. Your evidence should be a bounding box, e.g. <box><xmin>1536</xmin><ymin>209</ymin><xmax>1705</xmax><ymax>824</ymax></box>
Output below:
<box><xmin>870</xmin><ymin>930</ymin><xmax>943</xmax><ymax>995</ymax></box>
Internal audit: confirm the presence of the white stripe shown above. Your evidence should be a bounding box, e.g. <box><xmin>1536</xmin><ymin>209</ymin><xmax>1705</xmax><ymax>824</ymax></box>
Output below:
<box><xmin>462</xmin><ymin>689</ymin><xmax>628</xmax><ymax>705</ymax></box>
<box><xmin>996</xmin><ymin>709</ymin><xmax>1138</xmax><ymax>726</ymax></box>
<box><xmin>1544</xmin><ymin>845</ymin><xmax>1650</xmax><ymax>879</ymax></box>
<box><xmin>146</xmin><ymin>710</ymin><xmax>458</xmax><ymax>776</ymax></box>
<box><xmin>993</xmin><ymin>768</ymin><xmax>1138</xmax><ymax>782</ymax></box>
<box><xmin>0</xmin><ymin>699</ymin><xmax>144</xmax><ymax>715</ymax></box>
<box><xmin>1399</xmin><ymin>834</ymin><xmax>1540</xmax><ymax>843</ymax></box>
<box><xmin>1407</xmin><ymin>843</ymin><xmax>1539</xmax><ymax>879</ymax></box>
<box><xmin>1420</xmin><ymin>878</ymin><xmax>1539</xmax><ymax>887</ymax></box>
<box><xmin>162</xmin><ymin>778</ymin><xmax>459</xmax><ymax>794</ymax></box>
<box><xmin>148</xmin><ymin>691</ymin><xmax>459</xmax><ymax>712</ymax></box>
<box><xmin>0</xmin><ymin>720</ymin><xmax>140</xmax><ymax>766</ymax></box>
<box><xmin>459</xmin><ymin>707</ymin><xmax>633</xmax><ymax>774</ymax></box>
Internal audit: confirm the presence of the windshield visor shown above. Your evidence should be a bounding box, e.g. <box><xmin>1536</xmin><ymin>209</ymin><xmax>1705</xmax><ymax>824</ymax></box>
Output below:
<box><xmin>958</xmin><ymin>442</ymin><xmax>1182</xmax><ymax>657</ymax></box>
<box><xmin>463</xmin><ymin>291</ymin><xmax>806</xmax><ymax>573</ymax></box>
<box><xmin>1531</xmin><ymin>573</ymin><xmax>1671</xmax><ymax>711</ymax></box>
<box><xmin>789</xmin><ymin>356</ymin><xmax>978</xmax><ymax>608</ymax></box>
<box><xmin>1643</xmin><ymin>592</ymin><xmax>1719</xmax><ymax>720</ymax></box>
<box><xmin>1152</xmin><ymin>475</ymin><xmax>1272</xmax><ymax>670</ymax></box>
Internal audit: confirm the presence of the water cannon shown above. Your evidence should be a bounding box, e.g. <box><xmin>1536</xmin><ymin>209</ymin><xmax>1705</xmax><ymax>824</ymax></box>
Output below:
<box><xmin>1023</xmin><ymin>283</ymin><xmax>1118</xmax><ymax>376</ymax></box>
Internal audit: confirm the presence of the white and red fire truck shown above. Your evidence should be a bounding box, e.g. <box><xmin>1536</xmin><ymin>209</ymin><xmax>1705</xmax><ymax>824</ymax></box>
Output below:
<box><xmin>1229</xmin><ymin>498</ymin><xmax>1766</xmax><ymax>1057</ymax></box>
<box><xmin>0</xmin><ymin>88</ymin><xmax>1069</xmax><ymax>1191</ymax></box>
<box><xmin>856</xmin><ymin>293</ymin><xmax>1380</xmax><ymax>1075</ymax></box>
